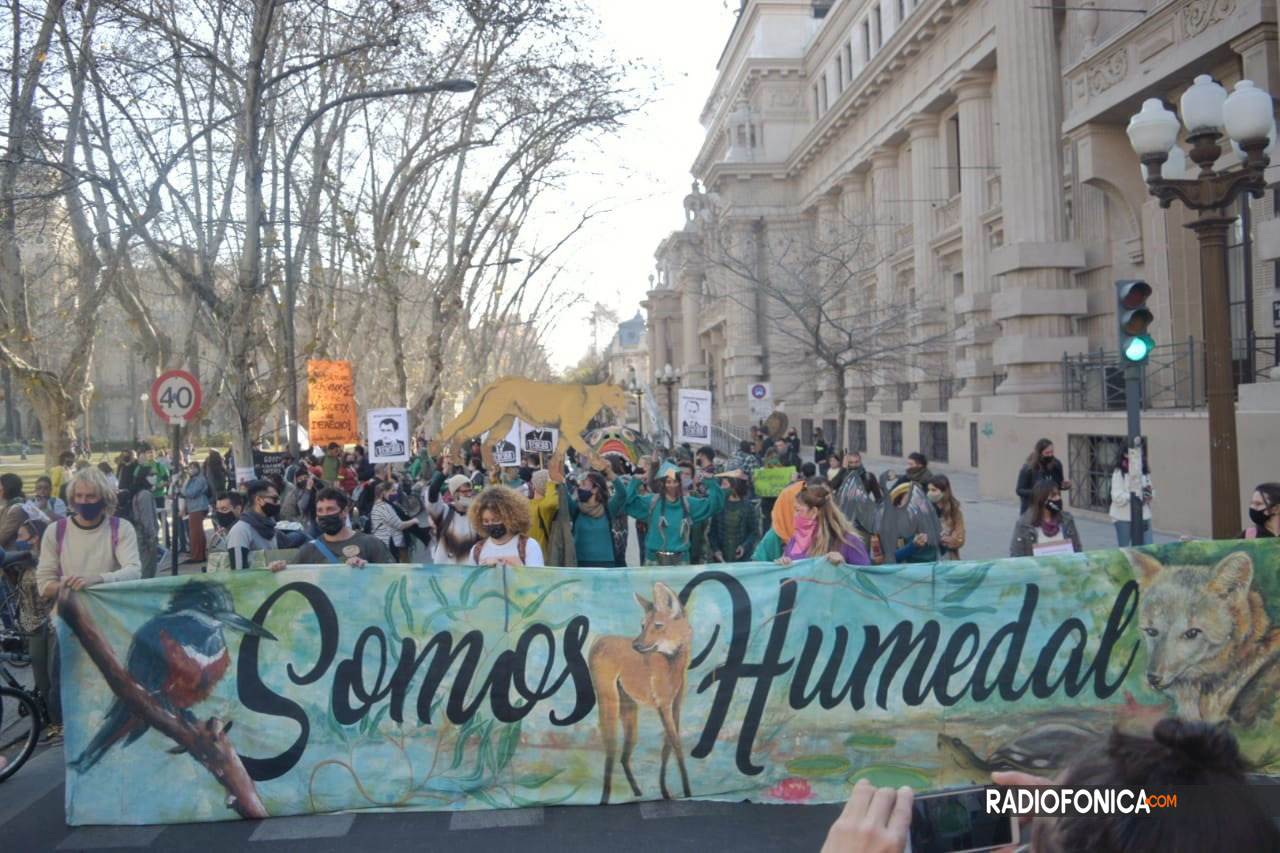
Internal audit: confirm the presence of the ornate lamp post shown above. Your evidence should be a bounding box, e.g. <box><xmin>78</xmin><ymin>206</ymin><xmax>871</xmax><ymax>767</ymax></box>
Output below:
<box><xmin>655</xmin><ymin>363</ymin><xmax>682</xmax><ymax>450</ymax></box>
<box><xmin>1127</xmin><ymin>76</ymin><xmax>1273</xmax><ymax>538</ymax></box>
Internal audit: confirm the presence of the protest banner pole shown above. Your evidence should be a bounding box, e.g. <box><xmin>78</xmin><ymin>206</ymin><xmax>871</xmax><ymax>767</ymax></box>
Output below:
<box><xmin>172</xmin><ymin>421</ymin><xmax>182</xmax><ymax>576</ymax></box>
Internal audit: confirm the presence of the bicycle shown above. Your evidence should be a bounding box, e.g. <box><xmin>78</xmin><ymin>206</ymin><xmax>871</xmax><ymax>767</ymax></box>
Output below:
<box><xmin>0</xmin><ymin>549</ymin><xmax>47</xmax><ymax>781</ymax></box>
<box><xmin>0</xmin><ymin>655</ymin><xmax>42</xmax><ymax>781</ymax></box>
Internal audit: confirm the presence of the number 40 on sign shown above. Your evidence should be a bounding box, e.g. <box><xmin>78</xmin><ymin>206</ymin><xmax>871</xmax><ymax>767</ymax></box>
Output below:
<box><xmin>150</xmin><ymin>369</ymin><xmax>203</xmax><ymax>425</ymax></box>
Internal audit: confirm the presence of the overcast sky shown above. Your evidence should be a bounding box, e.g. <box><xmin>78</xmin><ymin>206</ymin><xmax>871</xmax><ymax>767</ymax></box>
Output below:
<box><xmin>538</xmin><ymin>0</ymin><xmax>739</xmax><ymax>369</ymax></box>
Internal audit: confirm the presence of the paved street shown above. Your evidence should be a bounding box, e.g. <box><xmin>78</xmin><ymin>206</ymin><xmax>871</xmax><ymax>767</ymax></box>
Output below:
<box><xmin>0</xmin><ymin>465</ymin><xmax>1165</xmax><ymax>852</ymax></box>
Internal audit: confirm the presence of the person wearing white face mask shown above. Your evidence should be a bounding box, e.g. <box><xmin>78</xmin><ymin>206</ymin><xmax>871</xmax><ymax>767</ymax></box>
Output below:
<box><xmin>426</xmin><ymin>471</ymin><xmax>479</xmax><ymax>564</ymax></box>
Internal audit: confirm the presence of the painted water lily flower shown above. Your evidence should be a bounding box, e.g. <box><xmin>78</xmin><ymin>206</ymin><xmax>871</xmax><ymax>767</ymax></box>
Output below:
<box><xmin>769</xmin><ymin>777</ymin><xmax>813</xmax><ymax>802</ymax></box>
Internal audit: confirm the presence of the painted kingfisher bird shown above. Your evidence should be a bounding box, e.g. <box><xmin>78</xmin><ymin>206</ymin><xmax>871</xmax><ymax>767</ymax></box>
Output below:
<box><xmin>71</xmin><ymin>580</ymin><xmax>276</xmax><ymax>773</ymax></box>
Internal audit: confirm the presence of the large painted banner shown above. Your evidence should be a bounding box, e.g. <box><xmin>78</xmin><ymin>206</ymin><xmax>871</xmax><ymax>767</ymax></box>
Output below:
<box><xmin>58</xmin><ymin>541</ymin><xmax>1280</xmax><ymax>825</ymax></box>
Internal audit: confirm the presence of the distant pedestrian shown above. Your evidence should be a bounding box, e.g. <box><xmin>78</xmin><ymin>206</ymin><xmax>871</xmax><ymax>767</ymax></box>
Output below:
<box><xmin>1015</xmin><ymin>438</ymin><xmax>1070</xmax><ymax>514</ymax></box>
<box><xmin>927</xmin><ymin>475</ymin><xmax>965</xmax><ymax>560</ymax></box>
<box><xmin>1110</xmin><ymin>452</ymin><xmax>1153</xmax><ymax>546</ymax></box>
<box><xmin>1241</xmin><ymin>482</ymin><xmax>1280</xmax><ymax>539</ymax></box>
<box><xmin>1010</xmin><ymin>480</ymin><xmax>1081</xmax><ymax>557</ymax></box>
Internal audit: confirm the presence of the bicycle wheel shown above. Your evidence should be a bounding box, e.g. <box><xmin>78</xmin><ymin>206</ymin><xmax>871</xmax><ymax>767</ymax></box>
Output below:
<box><xmin>0</xmin><ymin>686</ymin><xmax>40</xmax><ymax>782</ymax></box>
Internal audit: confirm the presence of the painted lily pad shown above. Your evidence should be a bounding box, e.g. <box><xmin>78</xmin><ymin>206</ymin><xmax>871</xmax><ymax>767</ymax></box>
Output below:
<box><xmin>785</xmin><ymin>755</ymin><xmax>852</xmax><ymax>777</ymax></box>
<box><xmin>844</xmin><ymin>733</ymin><xmax>897</xmax><ymax>749</ymax></box>
<box><xmin>846</xmin><ymin>765</ymin><xmax>931</xmax><ymax>789</ymax></box>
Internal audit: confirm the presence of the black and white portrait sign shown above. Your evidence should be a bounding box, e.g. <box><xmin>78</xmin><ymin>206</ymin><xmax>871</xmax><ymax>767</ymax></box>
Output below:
<box><xmin>677</xmin><ymin>389</ymin><xmax>712</xmax><ymax>443</ymax></box>
<box><xmin>368</xmin><ymin>407</ymin><xmax>410</xmax><ymax>462</ymax></box>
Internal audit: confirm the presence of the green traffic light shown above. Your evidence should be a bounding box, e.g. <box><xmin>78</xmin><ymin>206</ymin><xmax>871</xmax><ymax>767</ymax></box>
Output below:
<box><xmin>1124</xmin><ymin>334</ymin><xmax>1154</xmax><ymax>362</ymax></box>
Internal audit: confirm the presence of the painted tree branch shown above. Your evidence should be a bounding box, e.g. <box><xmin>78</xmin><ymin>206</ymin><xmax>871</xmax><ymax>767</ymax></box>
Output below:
<box><xmin>57</xmin><ymin>590</ymin><xmax>269</xmax><ymax>820</ymax></box>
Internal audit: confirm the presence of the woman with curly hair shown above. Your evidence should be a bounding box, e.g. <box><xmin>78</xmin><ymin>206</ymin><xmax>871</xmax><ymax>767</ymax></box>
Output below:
<box><xmin>466</xmin><ymin>485</ymin><xmax>544</xmax><ymax>567</ymax></box>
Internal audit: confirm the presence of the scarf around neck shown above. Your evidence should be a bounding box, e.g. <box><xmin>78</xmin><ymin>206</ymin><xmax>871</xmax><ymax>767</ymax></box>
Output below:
<box><xmin>242</xmin><ymin>509</ymin><xmax>277</xmax><ymax>541</ymax></box>
<box><xmin>578</xmin><ymin>498</ymin><xmax>605</xmax><ymax>518</ymax></box>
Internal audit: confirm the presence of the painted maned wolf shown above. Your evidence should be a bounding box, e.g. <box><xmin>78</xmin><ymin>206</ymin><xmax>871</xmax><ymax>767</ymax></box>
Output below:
<box><xmin>1127</xmin><ymin>549</ymin><xmax>1280</xmax><ymax>724</ymax></box>
<box><xmin>589</xmin><ymin>581</ymin><xmax>693</xmax><ymax>804</ymax></box>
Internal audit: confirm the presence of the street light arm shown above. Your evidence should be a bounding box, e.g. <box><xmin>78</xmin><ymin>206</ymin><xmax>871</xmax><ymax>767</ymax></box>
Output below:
<box><xmin>1143</xmin><ymin>138</ymin><xmax>1269</xmax><ymax>210</ymax></box>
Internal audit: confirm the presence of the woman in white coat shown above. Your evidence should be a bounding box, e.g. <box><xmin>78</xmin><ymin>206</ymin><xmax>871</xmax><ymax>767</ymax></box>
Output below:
<box><xmin>1109</xmin><ymin>453</ymin><xmax>1153</xmax><ymax>546</ymax></box>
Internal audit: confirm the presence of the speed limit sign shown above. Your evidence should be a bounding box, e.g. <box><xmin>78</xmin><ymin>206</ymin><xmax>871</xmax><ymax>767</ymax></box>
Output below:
<box><xmin>150</xmin><ymin>369</ymin><xmax>203</xmax><ymax>425</ymax></box>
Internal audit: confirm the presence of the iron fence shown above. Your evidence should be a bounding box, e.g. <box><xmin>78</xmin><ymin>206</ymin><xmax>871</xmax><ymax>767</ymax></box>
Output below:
<box><xmin>1061</xmin><ymin>334</ymin><xmax>1278</xmax><ymax>412</ymax></box>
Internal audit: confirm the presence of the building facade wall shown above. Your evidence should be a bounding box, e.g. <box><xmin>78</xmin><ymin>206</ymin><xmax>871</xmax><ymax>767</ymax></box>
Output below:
<box><xmin>651</xmin><ymin>0</ymin><xmax>1280</xmax><ymax>537</ymax></box>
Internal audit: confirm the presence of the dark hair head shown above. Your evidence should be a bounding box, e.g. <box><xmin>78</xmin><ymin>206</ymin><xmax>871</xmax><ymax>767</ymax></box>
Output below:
<box><xmin>739</xmin><ymin>440</ymin><xmax>753</xmax><ymax>453</ymax></box>
<box><xmin>583</xmin><ymin>471</ymin><xmax>609</xmax><ymax>498</ymax></box>
<box><xmin>136</xmin><ymin>441</ymin><xmax>152</xmax><ymax>452</ymax></box>
<box><xmin>696</xmin><ymin>446</ymin><xmax>715</xmax><ymax>464</ymax></box>
<box><xmin>1</xmin><ymin>473</ymin><xmax>24</xmax><ymax>500</ymax></box>
<box><xmin>730</xmin><ymin>476</ymin><xmax>750</xmax><ymax>499</ymax></box>
<box><xmin>315</xmin><ymin>487</ymin><xmax>349</xmax><ymax>511</ymax></box>
<box><xmin>800</xmin><ymin>462</ymin><xmax>817</xmax><ymax>478</ymax></box>
<box><xmin>266</xmin><ymin>473</ymin><xmax>286</xmax><ymax>495</ymax></box>
<box><xmin>327</xmin><ymin>442</ymin><xmax>341</xmax><ymax>451</ymax></box>
<box><xmin>59</xmin><ymin>450</ymin><xmax>76</xmax><ymax>465</ymax></box>
<box><xmin>1028</xmin><ymin>437</ymin><xmax>1054</xmax><ymax>466</ymax></box>
<box><xmin>97</xmin><ymin>461</ymin><xmax>113</xmax><ymax>475</ymax></box>
<box><xmin>375</xmin><ymin>480</ymin><xmax>396</xmax><ymax>500</ymax></box>
<box><xmin>1255</xmin><ymin>483</ymin><xmax>1280</xmax><ymax>510</ymax></box>
<box><xmin>216</xmin><ymin>490</ymin><xmax>245</xmax><ymax>509</ymax></box>
<box><xmin>354</xmin><ymin>445</ymin><xmax>367</xmax><ymax>457</ymax></box>
<box><xmin>862</xmin><ymin>470</ymin><xmax>883</xmax><ymax>501</ymax></box>
<box><xmin>1030</xmin><ymin>479</ymin><xmax>1061</xmax><ymax>523</ymax></box>
<box><xmin>1046</xmin><ymin>719</ymin><xmax>1278</xmax><ymax>852</ymax></box>
<box><xmin>244</xmin><ymin>480</ymin><xmax>275</xmax><ymax>506</ymax></box>
<box><xmin>35</xmin><ymin>475</ymin><xmax>51</xmax><ymax>487</ymax></box>
<box><xmin>379</xmin><ymin>418</ymin><xmax>398</xmax><ymax>429</ymax></box>
<box><xmin>908</xmin><ymin>452</ymin><xmax>927</xmax><ymax>467</ymax></box>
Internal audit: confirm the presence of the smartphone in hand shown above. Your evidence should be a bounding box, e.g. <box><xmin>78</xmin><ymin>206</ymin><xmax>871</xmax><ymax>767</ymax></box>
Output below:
<box><xmin>907</xmin><ymin>787</ymin><xmax>1016</xmax><ymax>853</ymax></box>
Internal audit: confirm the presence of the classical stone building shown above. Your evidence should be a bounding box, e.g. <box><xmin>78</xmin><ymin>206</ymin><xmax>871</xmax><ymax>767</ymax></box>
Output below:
<box><xmin>650</xmin><ymin>0</ymin><xmax>1279</xmax><ymax>536</ymax></box>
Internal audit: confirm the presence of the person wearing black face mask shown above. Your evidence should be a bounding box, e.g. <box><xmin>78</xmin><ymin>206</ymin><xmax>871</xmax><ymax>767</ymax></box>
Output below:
<box><xmin>35</xmin><ymin>467</ymin><xmax>142</xmax><ymax>742</ymax></box>
<box><xmin>568</xmin><ymin>468</ymin><xmax>626</xmax><ymax>567</ymax></box>
<box><xmin>1010</xmin><ymin>480</ymin><xmax>1081</xmax><ymax>557</ymax></box>
<box><xmin>290</xmin><ymin>488</ymin><xmax>393</xmax><ymax>569</ymax></box>
<box><xmin>1241</xmin><ymin>482</ymin><xmax>1280</xmax><ymax>539</ymax></box>
<box><xmin>466</xmin><ymin>485</ymin><xmax>545</xmax><ymax>567</ymax></box>
<box><xmin>225</xmin><ymin>480</ymin><xmax>283</xmax><ymax>570</ymax></box>
<box><xmin>208</xmin><ymin>491</ymin><xmax>244</xmax><ymax>555</ymax></box>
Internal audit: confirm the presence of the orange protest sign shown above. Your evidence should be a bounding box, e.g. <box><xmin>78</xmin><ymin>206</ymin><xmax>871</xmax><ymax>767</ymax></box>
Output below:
<box><xmin>307</xmin><ymin>360</ymin><xmax>358</xmax><ymax>444</ymax></box>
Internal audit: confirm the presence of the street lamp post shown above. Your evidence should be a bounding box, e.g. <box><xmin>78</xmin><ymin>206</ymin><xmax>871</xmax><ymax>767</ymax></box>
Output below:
<box><xmin>655</xmin><ymin>363</ymin><xmax>681</xmax><ymax>450</ymax></box>
<box><xmin>625</xmin><ymin>366</ymin><xmax>645</xmax><ymax>436</ymax></box>
<box><xmin>1127</xmin><ymin>76</ymin><xmax>1273</xmax><ymax>538</ymax></box>
<box><xmin>282</xmin><ymin>78</ymin><xmax>476</xmax><ymax>456</ymax></box>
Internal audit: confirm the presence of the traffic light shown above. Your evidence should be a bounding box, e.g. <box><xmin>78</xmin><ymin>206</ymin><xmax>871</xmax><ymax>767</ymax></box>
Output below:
<box><xmin>1115</xmin><ymin>280</ymin><xmax>1154</xmax><ymax>362</ymax></box>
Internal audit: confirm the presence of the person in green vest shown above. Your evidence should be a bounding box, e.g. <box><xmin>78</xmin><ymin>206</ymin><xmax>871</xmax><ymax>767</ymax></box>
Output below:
<box><xmin>623</xmin><ymin>461</ymin><xmax>728</xmax><ymax>565</ymax></box>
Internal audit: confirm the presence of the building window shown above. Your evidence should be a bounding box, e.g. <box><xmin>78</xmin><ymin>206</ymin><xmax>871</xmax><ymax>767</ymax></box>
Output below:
<box><xmin>1227</xmin><ymin>198</ymin><xmax>1254</xmax><ymax>384</ymax></box>
<box><xmin>872</xmin><ymin>4</ymin><xmax>883</xmax><ymax>49</ymax></box>
<box><xmin>822</xmin><ymin>419</ymin><xmax>837</xmax><ymax>452</ymax></box>
<box><xmin>1067</xmin><ymin>433</ymin><xmax>1129</xmax><ymax>512</ymax></box>
<box><xmin>880</xmin><ymin>420</ymin><xmax>903</xmax><ymax>457</ymax></box>
<box><xmin>801</xmin><ymin>418</ymin><xmax>814</xmax><ymax>445</ymax></box>
<box><xmin>820</xmin><ymin>74</ymin><xmax>829</xmax><ymax>113</ymax></box>
<box><xmin>946</xmin><ymin>113</ymin><xmax>962</xmax><ymax>196</ymax></box>
<box><xmin>836</xmin><ymin>56</ymin><xmax>844</xmax><ymax>92</ymax></box>
<box><xmin>897</xmin><ymin>0</ymin><xmax>906</xmax><ymax>23</ymax></box>
<box><xmin>969</xmin><ymin>422</ymin><xmax>978</xmax><ymax>468</ymax></box>
<box><xmin>844</xmin><ymin>41</ymin><xmax>853</xmax><ymax>79</ymax></box>
<box><xmin>953</xmin><ymin>272</ymin><xmax>964</xmax><ymax>297</ymax></box>
<box><xmin>920</xmin><ymin>421</ymin><xmax>949</xmax><ymax>464</ymax></box>
<box><xmin>848</xmin><ymin>419</ymin><xmax>867</xmax><ymax>453</ymax></box>
<box><xmin>862</xmin><ymin>19</ymin><xmax>871</xmax><ymax>61</ymax></box>
<box><xmin>813</xmin><ymin>83</ymin><xmax>822</xmax><ymax>118</ymax></box>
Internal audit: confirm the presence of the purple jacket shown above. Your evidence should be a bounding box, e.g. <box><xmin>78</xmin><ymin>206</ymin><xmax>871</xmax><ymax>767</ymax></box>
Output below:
<box><xmin>783</xmin><ymin>531</ymin><xmax>871</xmax><ymax>565</ymax></box>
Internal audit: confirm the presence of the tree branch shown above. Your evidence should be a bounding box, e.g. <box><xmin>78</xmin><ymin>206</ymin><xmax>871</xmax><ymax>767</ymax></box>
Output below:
<box><xmin>57</xmin><ymin>590</ymin><xmax>269</xmax><ymax>820</ymax></box>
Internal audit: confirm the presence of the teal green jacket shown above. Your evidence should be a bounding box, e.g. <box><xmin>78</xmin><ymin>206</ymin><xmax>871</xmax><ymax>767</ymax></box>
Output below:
<box><xmin>752</xmin><ymin>529</ymin><xmax>784</xmax><ymax>561</ymax></box>
<box><xmin>568</xmin><ymin>484</ymin><xmax>628</xmax><ymax>565</ymax></box>
<box><xmin>623</xmin><ymin>477</ymin><xmax>725</xmax><ymax>555</ymax></box>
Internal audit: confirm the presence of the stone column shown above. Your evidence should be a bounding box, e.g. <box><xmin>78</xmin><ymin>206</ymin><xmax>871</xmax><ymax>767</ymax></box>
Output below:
<box><xmin>680</xmin><ymin>278</ymin><xmax>707</xmax><ymax>390</ymax></box>
<box><xmin>907</xmin><ymin>114</ymin><xmax>946</xmax><ymax>406</ymax></box>
<box><xmin>723</xmin><ymin>219</ymin><xmax>766</xmax><ymax>421</ymax></box>
<box><xmin>869</xmin><ymin>145</ymin><xmax>900</xmax><ymax>304</ymax></box>
<box><xmin>953</xmin><ymin>71</ymin><xmax>997</xmax><ymax>396</ymax></box>
<box><xmin>989</xmin><ymin>0</ymin><xmax>1088</xmax><ymax>408</ymax></box>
